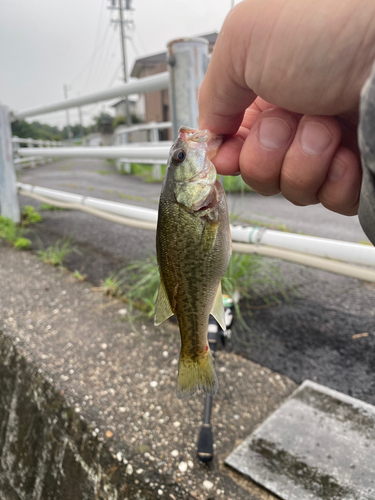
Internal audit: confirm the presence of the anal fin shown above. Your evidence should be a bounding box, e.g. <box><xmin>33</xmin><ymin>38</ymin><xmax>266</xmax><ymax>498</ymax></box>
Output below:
<box><xmin>154</xmin><ymin>280</ymin><xmax>174</xmax><ymax>326</ymax></box>
<box><xmin>210</xmin><ymin>283</ymin><xmax>226</xmax><ymax>331</ymax></box>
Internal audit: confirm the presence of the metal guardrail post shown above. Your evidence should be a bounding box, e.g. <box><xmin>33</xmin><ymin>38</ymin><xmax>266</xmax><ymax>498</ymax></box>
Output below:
<box><xmin>167</xmin><ymin>38</ymin><xmax>209</xmax><ymax>139</ymax></box>
<box><xmin>47</xmin><ymin>140</ymin><xmax>52</xmax><ymax>162</ymax></box>
<box><xmin>27</xmin><ymin>137</ymin><xmax>35</xmax><ymax>168</ymax></box>
<box><xmin>38</xmin><ymin>139</ymin><xmax>45</xmax><ymax>164</ymax></box>
<box><xmin>119</xmin><ymin>131</ymin><xmax>131</xmax><ymax>173</ymax></box>
<box><xmin>0</xmin><ymin>105</ymin><xmax>20</xmax><ymax>222</ymax></box>
<box><xmin>151</xmin><ymin>124</ymin><xmax>162</xmax><ymax>180</ymax></box>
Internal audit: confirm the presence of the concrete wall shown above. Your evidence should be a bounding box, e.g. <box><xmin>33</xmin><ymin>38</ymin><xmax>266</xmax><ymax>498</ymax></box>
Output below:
<box><xmin>0</xmin><ymin>332</ymin><xmax>189</xmax><ymax>500</ymax></box>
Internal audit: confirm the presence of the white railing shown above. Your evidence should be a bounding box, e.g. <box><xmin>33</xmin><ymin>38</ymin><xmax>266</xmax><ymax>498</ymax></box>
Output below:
<box><xmin>12</xmin><ymin>137</ymin><xmax>66</xmax><ymax>169</ymax></box>
<box><xmin>10</xmin><ymin>72</ymin><xmax>170</xmax><ymax>121</ymax></box>
<box><xmin>17</xmin><ymin>182</ymin><xmax>375</xmax><ymax>281</ymax></box>
<box><xmin>114</xmin><ymin>121</ymin><xmax>172</xmax><ymax>178</ymax></box>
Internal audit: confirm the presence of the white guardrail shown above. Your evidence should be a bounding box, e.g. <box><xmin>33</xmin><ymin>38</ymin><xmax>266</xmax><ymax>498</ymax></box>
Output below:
<box><xmin>17</xmin><ymin>182</ymin><xmax>375</xmax><ymax>282</ymax></box>
<box><xmin>12</xmin><ymin>137</ymin><xmax>66</xmax><ymax>168</ymax></box>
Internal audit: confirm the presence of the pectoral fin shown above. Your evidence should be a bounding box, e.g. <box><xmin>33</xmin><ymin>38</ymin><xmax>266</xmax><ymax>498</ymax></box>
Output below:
<box><xmin>210</xmin><ymin>283</ymin><xmax>226</xmax><ymax>331</ymax></box>
<box><xmin>154</xmin><ymin>280</ymin><xmax>174</xmax><ymax>326</ymax></box>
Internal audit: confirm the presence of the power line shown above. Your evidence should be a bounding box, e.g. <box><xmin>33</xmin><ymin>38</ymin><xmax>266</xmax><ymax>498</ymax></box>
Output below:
<box><xmin>80</xmin><ymin>22</ymin><xmax>113</xmax><ymax>94</ymax></box>
<box><xmin>69</xmin><ymin>0</ymin><xmax>108</xmax><ymax>87</ymax></box>
<box><xmin>89</xmin><ymin>23</ymin><xmax>118</xmax><ymax>89</ymax></box>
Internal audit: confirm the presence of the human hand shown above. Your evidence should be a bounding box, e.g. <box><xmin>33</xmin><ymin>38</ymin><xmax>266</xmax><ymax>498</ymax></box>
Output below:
<box><xmin>199</xmin><ymin>0</ymin><xmax>375</xmax><ymax>215</ymax></box>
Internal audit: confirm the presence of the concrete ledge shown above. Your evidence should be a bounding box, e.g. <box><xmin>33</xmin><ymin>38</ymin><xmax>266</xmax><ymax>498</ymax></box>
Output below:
<box><xmin>0</xmin><ymin>242</ymin><xmax>296</xmax><ymax>499</ymax></box>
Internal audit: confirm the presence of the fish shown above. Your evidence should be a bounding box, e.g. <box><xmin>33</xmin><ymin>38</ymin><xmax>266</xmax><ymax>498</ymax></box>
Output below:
<box><xmin>155</xmin><ymin>126</ymin><xmax>232</xmax><ymax>399</ymax></box>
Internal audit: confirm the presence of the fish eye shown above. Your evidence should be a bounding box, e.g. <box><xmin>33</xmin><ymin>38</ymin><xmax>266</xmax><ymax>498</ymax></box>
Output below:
<box><xmin>172</xmin><ymin>148</ymin><xmax>186</xmax><ymax>165</ymax></box>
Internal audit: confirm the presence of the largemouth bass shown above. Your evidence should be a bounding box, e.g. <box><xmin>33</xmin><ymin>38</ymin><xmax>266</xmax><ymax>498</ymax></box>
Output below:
<box><xmin>155</xmin><ymin>126</ymin><xmax>232</xmax><ymax>399</ymax></box>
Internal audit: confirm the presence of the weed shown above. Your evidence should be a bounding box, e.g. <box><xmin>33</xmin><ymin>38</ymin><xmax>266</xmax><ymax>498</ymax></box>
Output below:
<box><xmin>117</xmin><ymin>252</ymin><xmax>287</xmax><ymax>323</ymax></box>
<box><xmin>120</xmin><ymin>256</ymin><xmax>160</xmax><ymax>318</ymax></box>
<box><xmin>121</xmin><ymin>163</ymin><xmax>167</xmax><ymax>182</ymax></box>
<box><xmin>36</xmin><ymin>239</ymin><xmax>79</xmax><ymax>266</ymax></box>
<box><xmin>118</xmin><ymin>192</ymin><xmax>146</xmax><ymax>202</ymax></box>
<box><xmin>14</xmin><ymin>237</ymin><xmax>32</xmax><ymax>250</ymax></box>
<box><xmin>98</xmin><ymin>170</ymin><xmax>112</xmax><ymax>175</ymax></box>
<box><xmin>222</xmin><ymin>175</ymin><xmax>253</xmax><ymax>193</ymax></box>
<box><xmin>39</xmin><ymin>203</ymin><xmax>65</xmax><ymax>211</ymax></box>
<box><xmin>0</xmin><ymin>216</ymin><xmax>33</xmax><ymax>250</ymax></box>
<box><xmin>21</xmin><ymin>206</ymin><xmax>42</xmax><ymax>226</ymax></box>
<box><xmin>99</xmin><ymin>274</ymin><xmax>125</xmax><ymax>297</ymax></box>
<box><xmin>0</xmin><ymin>216</ymin><xmax>21</xmax><ymax>244</ymax></box>
<box><xmin>232</xmin><ymin>216</ymin><xmax>294</xmax><ymax>233</ymax></box>
<box><xmin>359</xmin><ymin>240</ymin><xmax>372</xmax><ymax>245</ymax></box>
<box><xmin>73</xmin><ymin>270</ymin><xmax>87</xmax><ymax>281</ymax></box>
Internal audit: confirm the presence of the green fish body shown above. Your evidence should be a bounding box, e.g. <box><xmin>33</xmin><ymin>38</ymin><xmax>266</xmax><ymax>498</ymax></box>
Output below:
<box><xmin>155</xmin><ymin>126</ymin><xmax>232</xmax><ymax>399</ymax></box>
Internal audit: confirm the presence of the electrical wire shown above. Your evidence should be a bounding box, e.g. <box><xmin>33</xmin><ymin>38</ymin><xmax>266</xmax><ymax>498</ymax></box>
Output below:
<box><xmin>69</xmin><ymin>0</ymin><xmax>108</xmax><ymax>88</ymax></box>
<box><xmin>80</xmin><ymin>22</ymin><xmax>113</xmax><ymax>94</ymax></box>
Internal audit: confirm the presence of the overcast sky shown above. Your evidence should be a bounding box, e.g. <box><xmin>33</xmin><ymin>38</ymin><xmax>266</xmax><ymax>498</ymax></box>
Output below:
<box><xmin>0</xmin><ymin>0</ymin><xmax>236</xmax><ymax>128</ymax></box>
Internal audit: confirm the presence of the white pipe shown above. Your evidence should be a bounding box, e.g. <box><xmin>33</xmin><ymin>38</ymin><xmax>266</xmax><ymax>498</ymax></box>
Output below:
<box><xmin>17</xmin><ymin>187</ymin><xmax>375</xmax><ymax>283</ymax></box>
<box><xmin>114</xmin><ymin>121</ymin><xmax>172</xmax><ymax>135</ymax></box>
<box><xmin>17</xmin><ymin>145</ymin><xmax>170</xmax><ymax>160</ymax></box>
<box><xmin>231</xmin><ymin>225</ymin><xmax>375</xmax><ymax>267</ymax></box>
<box><xmin>232</xmin><ymin>242</ymin><xmax>375</xmax><ymax>283</ymax></box>
<box><xmin>18</xmin><ymin>189</ymin><xmax>156</xmax><ymax>231</ymax></box>
<box><xmin>11</xmin><ymin>72</ymin><xmax>169</xmax><ymax>121</ymax></box>
<box><xmin>17</xmin><ymin>183</ymin><xmax>158</xmax><ymax>222</ymax></box>
<box><xmin>14</xmin><ymin>157</ymin><xmax>43</xmax><ymax>164</ymax></box>
<box><xmin>16</xmin><ymin>183</ymin><xmax>375</xmax><ymax>267</ymax></box>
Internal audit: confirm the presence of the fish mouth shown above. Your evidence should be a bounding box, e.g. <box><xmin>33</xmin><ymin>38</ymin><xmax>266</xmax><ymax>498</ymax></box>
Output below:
<box><xmin>178</xmin><ymin>126</ymin><xmax>222</xmax><ymax>160</ymax></box>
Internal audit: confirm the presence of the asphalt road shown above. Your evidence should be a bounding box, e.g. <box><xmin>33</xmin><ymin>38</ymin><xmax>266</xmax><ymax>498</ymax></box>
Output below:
<box><xmin>17</xmin><ymin>158</ymin><xmax>375</xmax><ymax>405</ymax></box>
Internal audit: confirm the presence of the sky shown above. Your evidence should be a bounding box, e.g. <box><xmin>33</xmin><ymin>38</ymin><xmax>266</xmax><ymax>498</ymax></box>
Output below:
<box><xmin>0</xmin><ymin>0</ymin><xmax>237</xmax><ymax>128</ymax></box>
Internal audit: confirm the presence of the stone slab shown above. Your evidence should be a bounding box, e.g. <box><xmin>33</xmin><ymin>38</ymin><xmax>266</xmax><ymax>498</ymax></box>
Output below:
<box><xmin>225</xmin><ymin>380</ymin><xmax>375</xmax><ymax>500</ymax></box>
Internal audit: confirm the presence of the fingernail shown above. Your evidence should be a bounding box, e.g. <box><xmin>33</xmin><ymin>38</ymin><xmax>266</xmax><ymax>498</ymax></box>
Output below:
<box><xmin>258</xmin><ymin>117</ymin><xmax>292</xmax><ymax>150</ymax></box>
<box><xmin>328</xmin><ymin>158</ymin><xmax>346</xmax><ymax>181</ymax></box>
<box><xmin>301</xmin><ymin>122</ymin><xmax>332</xmax><ymax>155</ymax></box>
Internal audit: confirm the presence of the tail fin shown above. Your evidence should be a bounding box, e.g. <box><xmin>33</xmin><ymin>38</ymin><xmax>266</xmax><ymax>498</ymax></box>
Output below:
<box><xmin>177</xmin><ymin>351</ymin><xmax>218</xmax><ymax>399</ymax></box>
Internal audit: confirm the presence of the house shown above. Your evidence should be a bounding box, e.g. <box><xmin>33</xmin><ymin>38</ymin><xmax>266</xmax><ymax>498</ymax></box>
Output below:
<box><xmin>110</xmin><ymin>95</ymin><xmax>145</xmax><ymax>122</ymax></box>
<box><xmin>130</xmin><ymin>32</ymin><xmax>218</xmax><ymax>140</ymax></box>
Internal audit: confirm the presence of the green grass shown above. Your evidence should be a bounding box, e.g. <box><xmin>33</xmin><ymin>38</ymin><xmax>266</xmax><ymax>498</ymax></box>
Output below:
<box><xmin>73</xmin><ymin>270</ymin><xmax>87</xmax><ymax>281</ymax></box>
<box><xmin>39</xmin><ymin>203</ymin><xmax>66</xmax><ymax>211</ymax></box>
<box><xmin>104</xmin><ymin>251</ymin><xmax>287</xmax><ymax>321</ymax></box>
<box><xmin>0</xmin><ymin>214</ymin><xmax>35</xmax><ymax>250</ymax></box>
<box><xmin>120</xmin><ymin>163</ymin><xmax>167</xmax><ymax>182</ymax></box>
<box><xmin>14</xmin><ymin>237</ymin><xmax>32</xmax><ymax>250</ymax></box>
<box><xmin>99</xmin><ymin>274</ymin><xmax>125</xmax><ymax>297</ymax></box>
<box><xmin>21</xmin><ymin>206</ymin><xmax>42</xmax><ymax>226</ymax></box>
<box><xmin>97</xmin><ymin>170</ymin><xmax>112</xmax><ymax>175</ymax></box>
<box><xmin>230</xmin><ymin>214</ymin><xmax>293</xmax><ymax>233</ymax></box>
<box><xmin>118</xmin><ymin>193</ymin><xmax>146</xmax><ymax>202</ymax></box>
<box><xmin>36</xmin><ymin>239</ymin><xmax>79</xmax><ymax>266</ymax></box>
<box><xmin>120</xmin><ymin>162</ymin><xmax>252</xmax><ymax>192</ymax></box>
<box><xmin>222</xmin><ymin>175</ymin><xmax>253</xmax><ymax>193</ymax></box>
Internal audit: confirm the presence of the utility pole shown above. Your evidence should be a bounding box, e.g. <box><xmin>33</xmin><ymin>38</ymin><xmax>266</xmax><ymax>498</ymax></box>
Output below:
<box><xmin>63</xmin><ymin>84</ymin><xmax>72</xmax><ymax>141</ymax></box>
<box><xmin>117</xmin><ymin>0</ymin><xmax>132</xmax><ymax>127</ymax></box>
